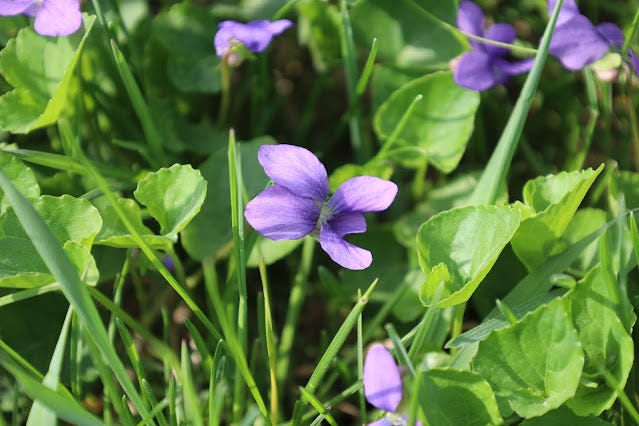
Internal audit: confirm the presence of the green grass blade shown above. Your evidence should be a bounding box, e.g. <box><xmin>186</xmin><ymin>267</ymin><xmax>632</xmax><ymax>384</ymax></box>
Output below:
<box><xmin>0</xmin><ymin>169</ymin><xmax>150</xmax><ymax>420</ymax></box>
<box><xmin>298</xmin><ymin>387</ymin><xmax>338</xmax><ymax>426</ymax></box>
<box><xmin>228</xmin><ymin>128</ymin><xmax>249</xmax><ymax>422</ymax></box>
<box><xmin>258</xmin><ymin>260</ymin><xmax>279</xmax><ymax>424</ymax></box>
<box><xmin>26</xmin><ymin>308</ymin><xmax>73</xmax><ymax>426</ymax></box>
<box><xmin>0</xmin><ymin>354</ymin><xmax>104</xmax><ymax>426</ymax></box>
<box><xmin>0</xmin><ymin>283</ymin><xmax>59</xmax><ymax>307</ymax></box>
<box><xmin>180</xmin><ymin>342</ymin><xmax>204</xmax><ymax>426</ymax></box>
<box><xmin>291</xmin><ymin>279</ymin><xmax>378</xmax><ymax>424</ymax></box>
<box><xmin>109</xmin><ymin>40</ymin><xmax>166</xmax><ymax>168</ymax></box>
<box><xmin>470</xmin><ymin>0</ymin><xmax>565</xmax><ymax>205</ymax></box>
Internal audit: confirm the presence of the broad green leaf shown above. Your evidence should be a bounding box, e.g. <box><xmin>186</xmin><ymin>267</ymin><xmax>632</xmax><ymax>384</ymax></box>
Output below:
<box><xmin>610</xmin><ymin>170</ymin><xmax>639</xmax><ymax>212</ymax></box>
<box><xmin>0</xmin><ymin>151</ymin><xmax>39</xmax><ymax>213</ymax></box>
<box><xmin>472</xmin><ymin>298</ymin><xmax>584</xmax><ymax>418</ymax></box>
<box><xmin>2</xmin><ymin>195</ymin><xmax>102</xmax><ymax>249</ymax></box>
<box><xmin>0</xmin><ymin>164</ymin><xmax>149</xmax><ymax>417</ymax></box>
<box><xmin>420</xmin><ymin>368</ymin><xmax>502</xmax><ymax>426</ymax></box>
<box><xmin>417</xmin><ymin>205</ymin><xmax>521</xmax><ymax>307</ymax></box>
<box><xmin>151</xmin><ymin>3</ymin><xmax>221</xmax><ymax>93</ymax></box>
<box><xmin>134</xmin><ymin>164</ymin><xmax>207</xmax><ymax>240</ymax></box>
<box><xmin>560</xmin><ymin>208</ymin><xmax>607</xmax><ymax>274</ymax></box>
<box><xmin>0</xmin><ymin>237</ymin><xmax>51</xmax><ymax>288</ymax></box>
<box><xmin>93</xmin><ymin>197</ymin><xmax>170</xmax><ymax>249</ymax></box>
<box><xmin>370</xmin><ymin>65</ymin><xmax>422</xmax><ymax>113</ymax></box>
<box><xmin>351</xmin><ymin>0</ymin><xmax>463</xmax><ymax>68</ymax></box>
<box><xmin>374</xmin><ymin>72</ymin><xmax>480</xmax><ymax>173</ymax></box>
<box><xmin>182</xmin><ymin>137</ymin><xmax>272</xmax><ymax>261</ymax></box>
<box><xmin>0</xmin><ymin>15</ymin><xmax>95</xmax><ymax>133</ymax></box>
<box><xmin>520</xmin><ymin>406</ymin><xmax>612</xmax><ymax>425</ymax></box>
<box><xmin>297</xmin><ymin>0</ymin><xmax>341</xmax><ymax>72</ymax></box>
<box><xmin>511</xmin><ymin>166</ymin><xmax>603</xmax><ymax>270</ymax></box>
<box><xmin>565</xmin><ymin>267</ymin><xmax>634</xmax><ymax>415</ymax></box>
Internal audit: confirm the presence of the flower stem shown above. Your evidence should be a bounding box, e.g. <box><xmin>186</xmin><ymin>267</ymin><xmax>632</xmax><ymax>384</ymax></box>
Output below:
<box><xmin>276</xmin><ymin>237</ymin><xmax>315</xmax><ymax>391</ymax></box>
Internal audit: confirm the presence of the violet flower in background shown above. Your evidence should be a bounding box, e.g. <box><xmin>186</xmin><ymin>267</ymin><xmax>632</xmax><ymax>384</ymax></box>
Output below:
<box><xmin>363</xmin><ymin>344</ymin><xmax>422</xmax><ymax>426</ymax></box>
<box><xmin>454</xmin><ymin>1</ymin><xmax>534</xmax><ymax>91</ymax></box>
<box><xmin>214</xmin><ymin>19</ymin><xmax>293</xmax><ymax>57</ymax></box>
<box><xmin>0</xmin><ymin>0</ymin><xmax>82</xmax><ymax>36</ymax></box>
<box><xmin>244</xmin><ymin>144</ymin><xmax>397</xmax><ymax>270</ymax></box>
<box><xmin>548</xmin><ymin>0</ymin><xmax>624</xmax><ymax>70</ymax></box>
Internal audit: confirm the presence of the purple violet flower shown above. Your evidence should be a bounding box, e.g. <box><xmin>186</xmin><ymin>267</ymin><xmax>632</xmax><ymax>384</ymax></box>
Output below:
<box><xmin>548</xmin><ymin>0</ymin><xmax>624</xmax><ymax>70</ymax></box>
<box><xmin>244</xmin><ymin>144</ymin><xmax>397</xmax><ymax>270</ymax></box>
<box><xmin>363</xmin><ymin>344</ymin><xmax>422</xmax><ymax>426</ymax></box>
<box><xmin>0</xmin><ymin>0</ymin><xmax>82</xmax><ymax>36</ymax></box>
<box><xmin>454</xmin><ymin>1</ymin><xmax>534</xmax><ymax>91</ymax></box>
<box><xmin>214</xmin><ymin>19</ymin><xmax>293</xmax><ymax>57</ymax></box>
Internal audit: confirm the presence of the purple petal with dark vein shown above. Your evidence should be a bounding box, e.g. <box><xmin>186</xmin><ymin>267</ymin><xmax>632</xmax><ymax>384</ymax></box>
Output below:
<box><xmin>363</xmin><ymin>344</ymin><xmax>402</xmax><ymax>412</ymax></box>
<box><xmin>0</xmin><ymin>0</ymin><xmax>36</xmax><ymax>16</ymax></box>
<box><xmin>328</xmin><ymin>176</ymin><xmax>397</xmax><ymax>214</ymax></box>
<box><xmin>244</xmin><ymin>185</ymin><xmax>319</xmax><ymax>240</ymax></box>
<box><xmin>482</xmin><ymin>23</ymin><xmax>516</xmax><ymax>56</ymax></box>
<box><xmin>457</xmin><ymin>1</ymin><xmax>484</xmax><ymax>49</ymax></box>
<box><xmin>454</xmin><ymin>50</ymin><xmax>503</xmax><ymax>91</ymax></box>
<box><xmin>34</xmin><ymin>0</ymin><xmax>81</xmax><ymax>36</ymax></box>
<box><xmin>326</xmin><ymin>211</ymin><xmax>366</xmax><ymax>236</ymax></box>
<box><xmin>548</xmin><ymin>0</ymin><xmax>579</xmax><ymax>26</ymax></box>
<box><xmin>496</xmin><ymin>57</ymin><xmax>535</xmax><ymax>76</ymax></box>
<box><xmin>319</xmin><ymin>222</ymin><xmax>372</xmax><ymax>270</ymax></box>
<box><xmin>258</xmin><ymin>144</ymin><xmax>329</xmax><ymax>201</ymax></box>
<box><xmin>596</xmin><ymin>22</ymin><xmax>624</xmax><ymax>47</ymax></box>
<box><xmin>630</xmin><ymin>49</ymin><xmax>639</xmax><ymax>76</ymax></box>
<box><xmin>549</xmin><ymin>15</ymin><xmax>609</xmax><ymax>70</ymax></box>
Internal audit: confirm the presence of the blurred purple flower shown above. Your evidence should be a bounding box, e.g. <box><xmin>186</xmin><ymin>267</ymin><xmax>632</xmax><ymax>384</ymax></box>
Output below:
<box><xmin>454</xmin><ymin>1</ymin><xmax>534</xmax><ymax>91</ymax></box>
<box><xmin>0</xmin><ymin>0</ymin><xmax>81</xmax><ymax>36</ymax></box>
<box><xmin>214</xmin><ymin>19</ymin><xmax>293</xmax><ymax>57</ymax></box>
<box><xmin>629</xmin><ymin>49</ymin><xmax>639</xmax><ymax>76</ymax></box>
<box><xmin>548</xmin><ymin>0</ymin><xmax>624</xmax><ymax>70</ymax></box>
<box><xmin>244</xmin><ymin>144</ymin><xmax>397</xmax><ymax>270</ymax></box>
<box><xmin>161</xmin><ymin>254</ymin><xmax>175</xmax><ymax>272</ymax></box>
<box><xmin>363</xmin><ymin>344</ymin><xmax>422</xmax><ymax>426</ymax></box>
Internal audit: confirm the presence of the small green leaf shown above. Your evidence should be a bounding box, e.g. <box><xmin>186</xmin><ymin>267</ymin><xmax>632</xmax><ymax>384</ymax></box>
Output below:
<box><xmin>297</xmin><ymin>0</ymin><xmax>342</xmax><ymax>71</ymax></box>
<box><xmin>565</xmin><ymin>267</ymin><xmax>634</xmax><ymax>415</ymax></box>
<box><xmin>93</xmin><ymin>197</ymin><xmax>170</xmax><ymax>249</ymax></box>
<box><xmin>134</xmin><ymin>164</ymin><xmax>207</xmax><ymax>239</ymax></box>
<box><xmin>420</xmin><ymin>368</ymin><xmax>502</xmax><ymax>426</ymax></box>
<box><xmin>472</xmin><ymin>298</ymin><xmax>584</xmax><ymax>418</ymax></box>
<box><xmin>0</xmin><ymin>15</ymin><xmax>95</xmax><ymax>133</ymax></box>
<box><xmin>374</xmin><ymin>72</ymin><xmax>480</xmax><ymax>173</ymax></box>
<box><xmin>2</xmin><ymin>195</ymin><xmax>102</xmax><ymax>248</ymax></box>
<box><xmin>417</xmin><ymin>205</ymin><xmax>521</xmax><ymax>307</ymax></box>
<box><xmin>511</xmin><ymin>166</ymin><xmax>603</xmax><ymax>270</ymax></box>
<box><xmin>0</xmin><ymin>151</ymin><xmax>39</xmax><ymax>213</ymax></box>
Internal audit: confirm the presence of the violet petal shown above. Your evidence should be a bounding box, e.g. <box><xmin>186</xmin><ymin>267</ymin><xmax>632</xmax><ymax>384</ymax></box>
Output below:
<box><xmin>363</xmin><ymin>344</ymin><xmax>403</xmax><ymax>412</ymax></box>
<box><xmin>326</xmin><ymin>211</ymin><xmax>367</xmax><ymax>236</ymax></box>
<box><xmin>319</xmin><ymin>222</ymin><xmax>372</xmax><ymax>270</ymax></box>
<box><xmin>0</xmin><ymin>0</ymin><xmax>36</xmax><ymax>16</ymax></box>
<box><xmin>34</xmin><ymin>0</ymin><xmax>82</xmax><ymax>36</ymax></box>
<box><xmin>213</xmin><ymin>19</ymin><xmax>292</xmax><ymax>57</ymax></box>
<box><xmin>596</xmin><ymin>22</ymin><xmax>625</xmax><ymax>48</ymax></box>
<box><xmin>630</xmin><ymin>49</ymin><xmax>639</xmax><ymax>76</ymax></box>
<box><xmin>328</xmin><ymin>176</ymin><xmax>397</xmax><ymax>214</ymax></box>
<box><xmin>548</xmin><ymin>0</ymin><xmax>579</xmax><ymax>26</ymax></box>
<box><xmin>258</xmin><ymin>144</ymin><xmax>329</xmax><ymax>202</ymax></box>
<box><xmin>550</xmin><ymin>14</ymin><xmax>609</xmax><ymax>70</ymax></box>
<box><xmin>495</xmin><ymin>57</ymin><xmax>535</xmax><ymax>76</ymax></box>
<box><xmin>483</xmin><ymin>23</ymin><xmax>516</xmax><ymax>56</ymax></box>
<box><xmin>457</xmin><ymin>1</ymin><xmax>484</xmax><ymax>49</ymax></box>
<box><xmin>454</xmin><ymin>50</ymin><xmax>503</xmax><ymax>91</ymax></box>
<box><xmin>244</xmin><ymin>185</ymin><xmax>319</xmax><ymax>240</ymax></box>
